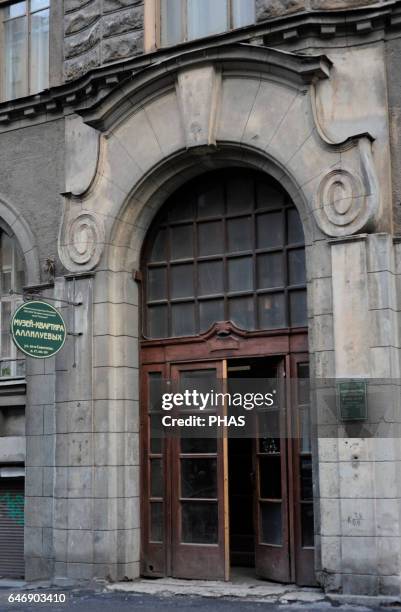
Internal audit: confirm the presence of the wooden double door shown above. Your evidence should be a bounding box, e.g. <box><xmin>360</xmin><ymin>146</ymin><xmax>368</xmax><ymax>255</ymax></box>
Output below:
<box><xmin>140</xmin><ymin>328</ymin><xmax>315</xmax><ymax>585</ymax></box>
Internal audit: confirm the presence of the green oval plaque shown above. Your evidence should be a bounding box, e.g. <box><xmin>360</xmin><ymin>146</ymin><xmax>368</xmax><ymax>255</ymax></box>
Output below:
<box><xmin>11</xmin><ymin>301</ymin><xmax>67</xmax><ymax>359</ymax></box>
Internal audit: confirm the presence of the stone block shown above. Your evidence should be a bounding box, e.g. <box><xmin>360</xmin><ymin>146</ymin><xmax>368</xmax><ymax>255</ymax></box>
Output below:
<box><xmin>67</xmin><ymin>562</ymin><xmax>94</xmax><ymax>580</ymax></box>
<box><xmin>103</xmin><ymin>0</ymin><xmax>143</xmax><ymax>11</ymax></box>
<box><xmin>25</xmin><ymin>467</ymin><xmax>43</xmax><ymax>497</ymax></box>
<box><xmin>319</xmin><ymin>462</ymin><xmax>339</xmax><ymax>498</ymax></box>
<box><xmin>256</xmin><ymin>0</ymin><xmax>305</xmax><ymax>22</ymax></box>
<box><xmin>342</xmin><ymin>537</ymin><xmax>377</xmax><ymax>574</ymax></box>
<box><xmin>25</xmin><ymin>404</ymin><xmax>44</xmax><ymax>435</ymax></box>
<box><xmin>93</xmin><ymin>336</ymin><xmax>138</xmax><ymax>368</ymax></box>
<box><xmin>102</xmin><ymin>32</ymin><xmax>143</xmax><ymax>63</ymax></box>
<box><xmin>310</xmin><ymin>277</ymin><xmax>332</xmax><ymax>316</ymax></box>
<box><xmin>25</xmin><ymin>556</ymin><xmax>53</xmax><ymax>582</ymax></box>
<box><xmin>93</xmin><ymin>366</ymin><xmax>139</xmax><ymax>402</ymax></box>
<box><xmin>25</xmin><ymin>497</ymin><xmax>52</xmax><ymax>528</ymax></box>
<box><xmin>342</xmin><ymin>573</ymin><xmax>378</xmax><ymax>596</ymax></box>
<box><xmin>340</xmin><ymin>498</ymin><xmax>375</xmax><ymax>537</ymax></box>
<box><xmin>320</xmin><ymin>498</ymin><xmax>341</xmax><ymax>536</ymax></box>
<box><xmin>93</xmin><ymin>400</ymin><xmax>139</xmax><ymax>434</ymax></box>
<box><xmin>93</xmin><ymin>270</ymin><xmax>138</xmax><ymax>306</ymax></box>
<box><xmin>64</xmin><ymin>23</ymin><xmax>101</xmax><ymax>60</ymax></box>
<box><xmin>93</xmin><ymin>302</ymin><xmax>138</xmax><ymax>337</ymax></box>
<box><xmin>339</xmin><ymin>462</ymin><xmax>374</xmax><ymax>499</ymax></box>
<box><xmin>25</xmin><ymin>526</ymin><xmax>43</xmax><ymax>557</ymax></box>
<box><xmin>67</xmin><ymin>498</ymin><xmax>93</xmax><ymax>530</ymax></box>
<box><xmin>53</xmin><ymin>528</ymin><xmax>68</xmax><ymax>562</ymax></box>
<box><xmin>64</xmin><ymin>47</ymin><xmax>101</xmax><ymax>81</ymax></box>
<box><xmin>377</xmin><ymin>536</ymin><xmax>401</xmax><ymax>575</ymax></box>
<box><xmin>67</xmin><ymin>467</ymin><xmax>93</xmax><ymax>498</ymax></box>
<box><xmin>64</xmin><ymin>1</ymin><xmax>100</xmax><ymax>36</ymax></box>
<box><xmin>376</xmin><ymin>499</ymin><xmax>400</xmax><ymax>536</ymax></box>
<box><xmin>320</xmin><ymin>535</ymin><xmax>341</xmax><ymax>572</ymax></box>
<box><xmin>0</xmin><ymin>436</ymin><xmax>26</xmax><ymax>463</ymax></box>
<box><xmin>368</xmin><ymin>271</ymin><xmax>397</xmax><ymax>310</ymax></box>
<box><xmin>102</xmin><ymin>7</ymin><xmax>143</xmax><ymax>38</ymax></box>
<box><xmin>379</xmin><ymin>575</ymin><xmax>401</xmax><ymax>596</ymax></box>
<box><xmin>67</xmin><ymin>530</ymin><xmax>94</xmax><ymax>563</ymax></box>
<box><xmin>94</xmin><ymin>529</ymin><xmax>117</xmax><ymax>564</ymax></box>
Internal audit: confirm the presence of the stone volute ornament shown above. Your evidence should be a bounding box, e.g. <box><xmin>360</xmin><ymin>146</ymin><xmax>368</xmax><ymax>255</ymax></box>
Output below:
<box><xmin>59</xmin><ymin>208</ymin><xmax>105</xmax><ymax>272</ymax></box>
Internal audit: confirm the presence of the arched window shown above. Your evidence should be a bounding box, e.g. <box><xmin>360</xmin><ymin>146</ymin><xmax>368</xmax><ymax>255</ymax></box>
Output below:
<box><xmin>142</xmin><ymin>169</ymin><xmax>306</xmax><ymax>339</ymax></box>
<box><xmin>0</xmin><ymin>232</ymin><xmax>25</xmax><ymax>377</ymax></box>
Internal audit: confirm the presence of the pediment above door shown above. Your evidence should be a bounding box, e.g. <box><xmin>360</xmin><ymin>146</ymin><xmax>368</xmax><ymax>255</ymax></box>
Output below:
<box><xmin>60</xmin><ymin>42</ymin><xmax>383</xmax><ymax>273</ymax></box>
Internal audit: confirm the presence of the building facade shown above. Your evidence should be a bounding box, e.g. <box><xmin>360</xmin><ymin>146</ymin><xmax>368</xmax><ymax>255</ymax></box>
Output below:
<box><xmin>0</xmin><ymin>0</ymin><xmax>401</xmax><ymax>597</ymax></box>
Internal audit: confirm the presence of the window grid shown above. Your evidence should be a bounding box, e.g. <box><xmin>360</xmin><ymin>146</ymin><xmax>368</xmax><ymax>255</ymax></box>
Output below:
<box><xmin>160</xmin><ymin>0</ymin><xmax>255</xmax><ymax>47</ymax></box>
<box><xmin>144</xmin><ymin>172</ymin><xmax>307</xmax><ymax>339</ymax></box>
<box><xmin>2</xmin><ymin>0</ymin><xmax>49</xmax><ymax>101</ymax></box>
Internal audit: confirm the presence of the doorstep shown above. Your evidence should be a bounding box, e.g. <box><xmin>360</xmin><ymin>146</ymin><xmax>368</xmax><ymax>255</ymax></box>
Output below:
<box><xmin>107</xmin><ymin>575</ymin><xmax>325</xmax><ymax>604</ymax></box>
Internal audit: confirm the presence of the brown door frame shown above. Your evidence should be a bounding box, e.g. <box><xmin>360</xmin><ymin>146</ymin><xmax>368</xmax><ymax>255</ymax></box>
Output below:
<box><xmin>140</xmin><ymin>322</ymin><xmax>313</xmax><ymax>583</ymax></box>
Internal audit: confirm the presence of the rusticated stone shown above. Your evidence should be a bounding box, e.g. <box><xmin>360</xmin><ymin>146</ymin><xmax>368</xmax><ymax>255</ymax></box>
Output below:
<box><xmin>64</xmin><ymin>46</ymin><xmax>100</xmax><ymax>80</ymax></box>
<box><xmin>102</xmin><ymin>32</ymin><xmax>143</xmax><ymax>63</ymax></box>
<box><xmin>64</xmin><ymin>0</ymin><xmax>100</xmax><ymax>35</ymax></box>
<box><xmin>65</xmin><ymin>0</ymin><xmax>95</xmax><ymax>13</ymax></box>
<box><xmin>103</xmin><ymin>0</ymin><xmax>143</xmax><ymax>12</ymax></box>
<box><xmin>64</xmin><ymin>22</ymin><xmax>101</xmax><ymax>59</ymax></box>
<box><xmin>311</xmin><ymin>0</ymin><xmax>379</xmax><ymax>7</ymax></box>
<box><xmin>102</xmin><ymin>7</ymin><xmax>143</xmax><ymax>38</ymax></box>
<box><xmin>256</xmin><ymin>0</ymin><xmax>305</xmax><ymax>21</ymax></box>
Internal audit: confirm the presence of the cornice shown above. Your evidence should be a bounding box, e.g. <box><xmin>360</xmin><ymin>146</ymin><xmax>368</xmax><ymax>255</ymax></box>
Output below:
<box><xmin>0</xmin><ymin>1</ymin><xmax>399</xmax><ymax>128</ymax></box>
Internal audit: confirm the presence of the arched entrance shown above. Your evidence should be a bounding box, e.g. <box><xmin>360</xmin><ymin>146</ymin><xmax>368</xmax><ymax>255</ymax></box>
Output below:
<box><xmin>140</xmin><ymin>168</ymin><xmax>314</xmax><ymax>585</ymax></box>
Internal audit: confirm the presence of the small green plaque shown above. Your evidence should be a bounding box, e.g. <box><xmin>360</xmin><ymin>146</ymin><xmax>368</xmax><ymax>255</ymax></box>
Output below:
<box><xmin>337</xmin><ymin>380</ymin><xmax>367</xmax><ymax>421</ymax></box>
<box><xmin>11</xmin><ymin>300</ymin><xmax>67</xmax><ymax>359</ymax></box>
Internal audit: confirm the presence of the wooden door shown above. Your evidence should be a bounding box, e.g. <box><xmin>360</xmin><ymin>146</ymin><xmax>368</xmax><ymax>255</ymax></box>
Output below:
<box><xmin>170</xmin><ymin>361</ymin><xmax>228</xmax><ymax>580</ymax></box>
<box><xmin>290</xmin><ymin>355</ymin><xmax>316</xmax><ymax>586</ymax></box>
<box><xmin>253</xmin><ymin>358</ymin><xmax>291</xmax><ymax>582</ymax></box>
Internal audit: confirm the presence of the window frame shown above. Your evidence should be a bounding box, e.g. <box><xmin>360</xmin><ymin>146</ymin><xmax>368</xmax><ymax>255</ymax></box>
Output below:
<box><xmin>145</xmin><ymin>0</ymin><xmax>255</xmax><ymax>52</ymax></box>
<box><xmin>0</xmin><ymin>0</ymin><xmax>50</xmax><ymax>102</ymax></box>
<box><xmin>0</xmin><ymin>231</ymin><xmax>25</xmax><ymax>379</ymax></box>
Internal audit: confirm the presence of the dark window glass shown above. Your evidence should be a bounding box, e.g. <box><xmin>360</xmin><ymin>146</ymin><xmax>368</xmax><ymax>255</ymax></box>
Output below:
<box><xmin>199</xmin><ymin>299</ymin><xmax>224</xmax><ymax>332</ymax></box>
<box><xmin>290</xmin><ymin>290</ymin><xmax>307</xmax><ymax>327</ymax></box>
<box><xmin>260</xmin><ymin>502</ymin><xmax>282</xmax><ymax>545</ymax></box>
<box><xmin>257</xmin><ymin>212</ymin><xmax>283</xmax><ymax>249</ymax></box>
<box><xmin>256</xmin><ymin>182</ymin><xmax>285</xmax><ymax>209</ymax></box>
<box><xmin>198</xmin><ymin>221</ymin><xmax>223</xmax><ymax>256</ymax></box>
<box><xmin>150</xmin><ymin>502</ymin><xmax>163</xmax><ymax>542</ymax></box>
<box><xmin>259</xmin><ymin>455</ymin><xmax>282</xmax><ymax>499</ymax></box>
<box><xmin>144</xmin><ymin>171</ymin><xmax>306</xmax><ymax>338</ymax></box>
<box><xmin>150</xmin><ymin>228</ymin><xmax>167</xmax><ymax>262</ymax></box>
<box><xmin>148</xmin><ymin>267</ymin><xmax>167</xmax><ymax>301</ymax></box>
<box><xmin>229</xmin><ymin>296</ymin><xmax>255</xmax><ymax>330</ymax></box>
<box><xmin>288</xmin><ymin>208</ymin><xmax>304</xmax><ymax>244</ymax></box>
<box><xmin>181</xmin><ymin>501</ymin><xmax>218</xmax><ymax>544</ymax></box>
<box><xmin>198</xmin><ymin>184</ymin><xmax>224</xmax><ymax>218</ymax></box>
<box><xmin>149</xmin><ymin>373</ymin><xmax>162</xmax><ymax>412</ymax></box>
<box><xmin>151</xmin><ymin>459</ymin><xmax>163</xmax><ymax>498</ymax></box>
<box><xmin>150</xmin><ymin>419</ymin><xmax>162</xmax><ymax>454</ymax></box>
<box><xmin>300</xmin><ymin>456</ymin><xmax>313</xmax><ymax>501</ymax></box>
<box><xmin>181</xmin><ymin>458</ymin><xmax>217</xmax><ymax>498</ymax></box>
<box><xmin>198</xmin><ymin>261</ymin><xmax>223</xmax><ymax>296</ymax></box>
<box><xmin>171</xmin><ymin>264</ymin><xmax>194</xmax><ymax>299</ymax></box>
<box><xmin>228</xmin><ymin>257</ymin><xmax>253</xmax><ymax>292</ymax></box>
<box><xmin>226</xmin><ymin>177</ymin><xmax>253</xmax><ymax>214</ymax></box>
<box><xmin>258</xmin><ymin>293</ymin><xmax>286</xmax><ymax>329</ymax></box>
<box><xmin>181</xmin><ymin>438</ymin><xmax>217</xmax><ymax>453</ymax></box>
<box><xmin>301</xmin><ymin>503</ymin><xmax>314</xmax><ymax>547</ymax></box>
<box><xmin>227</xmin><ymin>217</ymin><xmax>252</xmax><ymax>252</ymax></box>
<box><xmin>170</xmin><ymin>224</ymin><xmax>193</xmax><ymax>260</ymax></box>
<box><xmin>148</xmin><ymin>305</ymin><xmax>168</xmax><ymax>338</ymax></box>
<box><xmin>257</xmin><ymin>253</ymin><xmax>284</xmax><ymax>289</ymax></box>
<box><xmin>171</xmin><ymin>302</ymin><xmax>195</xmax><ymax>337</ymax></box>
<box><xmin>169</xmin><ymin>199</ymin><xmax>194</xmax><ymax>222</ymax></box>
<box><xmin>288</xmin><ymin>249</ymin><xmax>306</xmax><ymax>285</ymax></box>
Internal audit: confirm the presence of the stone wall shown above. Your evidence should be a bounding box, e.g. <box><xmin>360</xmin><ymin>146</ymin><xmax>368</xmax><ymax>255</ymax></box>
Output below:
<box><xmin>64</xmin><ymin>0</ymin><xmax>144</xmax><ymax>82</ymax></box>
<box><xmin>256</xmin><ymin>0</ymin><xmax>392</xmax><ymax>21</ymax></box>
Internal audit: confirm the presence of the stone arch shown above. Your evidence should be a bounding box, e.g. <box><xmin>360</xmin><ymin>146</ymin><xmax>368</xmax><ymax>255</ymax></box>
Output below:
<box><xmin>59</xmin><ymin>43</ymin><xmax>379</xmax><ymax>274</ymax></box>
<box><xmin>0</xmin><ymin>193</ymin><xmax>40</xmax><ymax>285</ymax></box>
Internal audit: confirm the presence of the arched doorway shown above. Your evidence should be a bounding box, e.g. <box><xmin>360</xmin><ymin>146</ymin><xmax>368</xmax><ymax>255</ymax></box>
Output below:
<box><xmin>140</xmin><ymin>169</ymin><xmax>314</xmax><ymax>586</ymax></box>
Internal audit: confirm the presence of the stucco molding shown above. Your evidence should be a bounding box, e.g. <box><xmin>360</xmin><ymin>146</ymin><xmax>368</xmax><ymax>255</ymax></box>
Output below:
<box><xmin>58</xmin><ymin>205</ymin><xmax>105</xmax><ymax>272</ymax></box>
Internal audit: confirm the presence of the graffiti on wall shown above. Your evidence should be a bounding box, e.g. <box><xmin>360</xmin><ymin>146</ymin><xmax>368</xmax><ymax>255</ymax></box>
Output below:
<box><xmin>0</xmin><ymin>493</ymin><xmax>24</xmax><ymax>526</ymax></box>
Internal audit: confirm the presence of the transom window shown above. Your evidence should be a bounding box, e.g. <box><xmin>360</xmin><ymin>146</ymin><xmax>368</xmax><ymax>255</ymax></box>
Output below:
<box><xmin>160</xmin><ymin>0</ymin><xmax>255</xmax><ymax>47</ymax></box>
<box><xmin>0</xmin><ymin>232</ymin><xmax>25</xmax><ymax>377</ymax></box>
<box><xmin>2</xmin><ymin>0</ymin><xmax>49</xmax><ymax>101</ymax></box>
<box><xmin>143</xmin><ymin>170</ymin><xmax>307</xmax><ymax>339</ymax></box>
